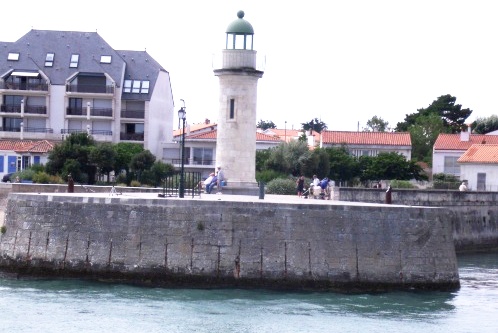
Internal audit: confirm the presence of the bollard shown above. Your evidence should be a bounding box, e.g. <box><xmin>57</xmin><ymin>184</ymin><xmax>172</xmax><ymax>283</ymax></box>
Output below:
<box><xmin>259</xmin><ymin>181</ymin><xmax>265</xmax><ymax>199</ymax></box>
<box><xmin>385</xmin><ymin>185</ymin><xmax>392</xmax><ymax>204</ymax></box>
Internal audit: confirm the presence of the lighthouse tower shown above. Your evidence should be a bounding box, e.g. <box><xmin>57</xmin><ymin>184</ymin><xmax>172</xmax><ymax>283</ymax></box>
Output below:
<box><xmin>214</xmin><ymin>10</ymin><xmax>264</xmax><ymax>192</ymax></box>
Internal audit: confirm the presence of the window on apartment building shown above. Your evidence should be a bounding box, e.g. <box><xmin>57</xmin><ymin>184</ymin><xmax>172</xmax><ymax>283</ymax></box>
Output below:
<box><xmin>193</xmin><ymin>148</ymin><xmax>214</xmax><ymax>165</ymax></box>
<box><xmin>229</xmin><ymin>98</ymin><xmax>235</xmax><ymax>119</ymax></box>
<box><xmin>68</xmin><ymin>98</ymin><xmax>83</xmax><ymax>114</ymax></box>
<box><xmin>45</xmin><ymin>53</ymin><xmax>55</xmax><ymax>67</ymax></box>
<box><xmin>8</xmin><ymin>53</ymin><xmax>19</xmax><ymax>61</ymax></box>
<box><xmin>3</xmin><ymin>95</ymin><xmax>23</xmax><ymax>106</ymax></box>
<box><xmin>443</xmin><ymin>156</ymin><xmax>460</xmax><ymax>175</ymax></box>
<box><xmin>3</xmin><ymin>117</ymin><xmax>22</xmax><ymax>131</ymax></box>
<box><xmin>100</xmin><ymin>55</ymin><xmax>112</xmax><ymax>64</ymax></box>
<box><xmin>69</xmin><ymin>54</ymin><xmax>79</xmax><ymax>68</ymax></box>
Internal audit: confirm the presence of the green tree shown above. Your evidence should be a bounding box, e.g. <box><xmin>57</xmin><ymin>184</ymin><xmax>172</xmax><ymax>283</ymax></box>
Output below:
<box><xmin>256</xmin><ymin>149</ymin><xmax>272</xmax><ymax>172</ymax></box>
<box><xmin>256</xmin><ymin>120</ymin><xmax>276</xmax><ymax>130</ymax></box>
<box><xmin>143</xmin><ymin>161</ymin><xmax>175</xmax><ymax>186</ymax></box>
<box><xmin>45</xmin><ymin>133</ymin><xmax>97</xmax><ymax>184</ymax></box>
<box><xmin>130</xmin><ymin>150</ymin><xmax>156</xmax><ymax>181</ymax></box>
<box><xmin>471</xmin><ymin>115</ymin><xmax>498</xmax><ymax>134</ymax></box>
<box><xmin>409</xmin><ymin>112</ymin><xmax>448</xmax><ymax>163</ymax></box>
<box><xmin>396</xmin><ymin>94</ymin><xmax>472</xmax><ymax>133</ymax></box>
<box><xmin>325</xmin><ymin>146</ymin><xmax>359</xmax><ymax>183</ymax></box>
<box><xmin>90</xmin><ymin>143</ymin><xmax>116</xmax><ymax>183</ymax></box>
<box><xmin>266</xmin><ymin>141</ymin><xmax>310</xmax><ymax>176</ymax></box>
<box><xmin>298</xmin><ymin>148</ymin><xmax>330</xmax><ymax>178</ymax></box>
<box><xmin>301</xmin><ymin>118</ymin><xmax>328</xmax><ymax>134</ymax></box>
<box><xmin>113</xmin><ymin>143</ymin><xmax>144</xmax><ymax>174</ymax></box>
<box><xmin>363</xmin><ymin>115</ymin><xmax>389</xmax><ymax>132</ymax></box>
<box><xmin>360</xmin><ymin>152</ymin><xmax>427</xmax><ymax>182</ymax></box>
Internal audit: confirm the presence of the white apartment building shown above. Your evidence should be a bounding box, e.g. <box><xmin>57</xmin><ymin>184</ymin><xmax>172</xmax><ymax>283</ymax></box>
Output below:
<box><xmin>0</xmin><ymin>30</ymin><xmax>174</xmax><ymax>176</ymax></box>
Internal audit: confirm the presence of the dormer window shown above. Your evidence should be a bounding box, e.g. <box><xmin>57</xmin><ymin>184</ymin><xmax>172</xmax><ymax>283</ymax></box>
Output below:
<box><xmin>8</xmin><ymin>52</ymin><xmax>19</xmax><ymax>61</ymax></box>
<box><xmin>100</xmin><ymin>55</ymin><xmax>111</xmax><ymax>64</ymax></box>
<box><xmin>132</xmin><ymin>81</ymin><xmax>140</xmax><ymax>93</ymax></box>
<box><xmin>69</xmin><ymin>54</ymin><xmax>79</xmax><ymax>68</ymax></box>
<box><xmin>123</xmin><ymin>79</ymin><xmax>150</xmax><ymax>94</ymax></box>
<box><xmin>124</xmin><ymin>80</ymin><xmax>132</xmax><ymax>93</ymax></box>
<box><xmin>141</xmin><ymin>80</ymin><xmax>149</xmax><ymax>94</ymax></box>
<box><xmin>45</xmin><ymin>53</ymin><xmax>55</xmax><ymax>67</ymax></box>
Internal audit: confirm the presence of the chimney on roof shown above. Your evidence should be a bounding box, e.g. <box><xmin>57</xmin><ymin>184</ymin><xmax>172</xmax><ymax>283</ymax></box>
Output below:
<box><xmin>205</xmin><ymin>118</ymin><xmax>210</xmax><ymax>124</ymax></box>
<box><xmin>460</xmin><ymin>125</ymin><xmax>471</xmax><ymax>142</ymax></box>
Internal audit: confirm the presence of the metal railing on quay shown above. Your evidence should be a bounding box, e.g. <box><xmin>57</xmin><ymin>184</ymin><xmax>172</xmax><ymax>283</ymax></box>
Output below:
<box><xmin>159</xmin><ymin>171</ymin><xmax>202</xmax><ymax>198</ymax></box>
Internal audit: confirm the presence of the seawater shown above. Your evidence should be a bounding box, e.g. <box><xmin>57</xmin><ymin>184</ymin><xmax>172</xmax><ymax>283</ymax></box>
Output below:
<box><xmin>0</xmin><ymin>253</ymin><xmax>497</xmax><ymax>333</ymax></box>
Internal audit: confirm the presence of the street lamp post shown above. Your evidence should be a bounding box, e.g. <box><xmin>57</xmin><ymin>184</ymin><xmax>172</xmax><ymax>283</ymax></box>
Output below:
<box><xmin>178</xmin><ymin>100</ymin><xmax>187</xmax><ymax>198</ymax></box>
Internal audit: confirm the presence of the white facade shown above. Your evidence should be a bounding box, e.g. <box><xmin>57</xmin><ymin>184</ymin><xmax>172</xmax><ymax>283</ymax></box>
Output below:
<box><xmin>460</xmin><ymin>163</ymin><xmax>498</xmax><ymax>191</ymax></box>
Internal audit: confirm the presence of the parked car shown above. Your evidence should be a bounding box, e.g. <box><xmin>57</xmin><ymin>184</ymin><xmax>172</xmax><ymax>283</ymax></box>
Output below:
<box><xmin>2</xmin><ymin>173</ymin><xmax>14</xmax><ymax>182</ymax></box>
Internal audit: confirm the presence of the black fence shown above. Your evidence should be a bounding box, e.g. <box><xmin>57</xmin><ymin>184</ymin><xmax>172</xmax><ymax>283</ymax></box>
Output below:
<box><xmin>159</xmin><ymin>171</ymin><xmax>202</xmax><ymax>198</ymax></box>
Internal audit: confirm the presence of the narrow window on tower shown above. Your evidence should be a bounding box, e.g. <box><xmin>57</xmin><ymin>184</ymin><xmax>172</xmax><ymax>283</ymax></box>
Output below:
<box><xmin>229</xmin><ymin>98</ymin><xmax>235</xmax><ymax>119</ymax></box>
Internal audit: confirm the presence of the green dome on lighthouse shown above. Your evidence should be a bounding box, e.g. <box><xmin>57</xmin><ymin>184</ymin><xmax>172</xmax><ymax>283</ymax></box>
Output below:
<box><xmin>226</xmin><ymin>10</ymin><xmax>254</xmax><ymax>35</ymax></box>
<box><xmin>225</xmin><ymin>10</ymin><xmax>255</xmax><ymax>50</ymax></box>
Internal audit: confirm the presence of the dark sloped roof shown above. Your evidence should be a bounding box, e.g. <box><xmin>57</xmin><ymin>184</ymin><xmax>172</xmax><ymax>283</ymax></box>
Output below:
<box><xmin>0</xmin><ymin>29</ymin><xmax>166</xmax><ymax>97</ymax></box>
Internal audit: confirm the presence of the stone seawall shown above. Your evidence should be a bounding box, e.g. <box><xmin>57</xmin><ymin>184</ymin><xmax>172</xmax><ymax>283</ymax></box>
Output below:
<box><xmin>338</xmin><ymin>188</ymin><xmax>498</xmax><ymax>253</ymax></box>
<box><xmin>0</xmin><ymin>193</ymin><xmax>459</xmax><ymax>292</ymax></box>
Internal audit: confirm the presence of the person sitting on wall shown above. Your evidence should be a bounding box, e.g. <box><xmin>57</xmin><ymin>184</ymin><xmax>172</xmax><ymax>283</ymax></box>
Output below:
<box><xmin>206</xmin><ymin>174</ymin><xmax>218</xmax><ymax>194</ymax></box>
<box><xmin>459</xmin><ymin>181</ymin><xmax>468</xmax><ymax>192</ymax></box>
<box><xmin>199</xmin><ymin>173</ymin><xmax>215</xmax><ymax>192</ymax></box>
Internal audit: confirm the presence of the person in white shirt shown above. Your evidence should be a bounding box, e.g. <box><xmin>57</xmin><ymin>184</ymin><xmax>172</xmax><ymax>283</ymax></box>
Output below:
<box><xmin>459</xmin><ymin>182</ymin><xmax>468</xmax><ymax>191</ymax></box>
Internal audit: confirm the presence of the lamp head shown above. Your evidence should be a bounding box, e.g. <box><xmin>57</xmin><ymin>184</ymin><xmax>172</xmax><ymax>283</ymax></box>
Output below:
<box><xmin>178</xmin><ymin>107</ymin><xmax>186</xmax><ymax>120</ymax></box>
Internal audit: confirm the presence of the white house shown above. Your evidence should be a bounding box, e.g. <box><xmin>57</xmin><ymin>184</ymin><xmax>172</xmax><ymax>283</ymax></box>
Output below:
<box><xmin>0</xmin><ymin>140</ymin><xmax>53</xmax><ymax>178</ymax></box>
<box><xmin>433</xmin><ymin>128</ymin><xmax>498</xmax><ymax>177</ymax></box>
<box><xmin>458</xmin><ymin>144</ymin><xmax>498</xmax><ymax>191</ymax></box>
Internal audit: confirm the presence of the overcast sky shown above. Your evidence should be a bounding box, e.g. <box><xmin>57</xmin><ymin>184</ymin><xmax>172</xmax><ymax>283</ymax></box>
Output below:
<box><xmin>2</xmin><ymin>0</ymin><xmax>497</xmax><ymax>131</ymax></box>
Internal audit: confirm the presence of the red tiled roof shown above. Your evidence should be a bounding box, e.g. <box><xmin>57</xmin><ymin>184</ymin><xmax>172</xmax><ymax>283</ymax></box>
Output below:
<box><xmin>256</xmin><ymin>132</ymin><xmax>282</xmax><ymax>141</ymax></box>
<box><xmin>433</xmin><ymin>133</ymin><xmax>498</xmax><ymax>151</ymax></box>
<box><xmin>322</xmin><ymin>131</ymin><xmax>411</xmax><ymax>146</ymax></box>
<box><xmin>182</xmin><ymin>130</ymin><xmax>281</xmax><ymax>142</ymax></box>
<box><xmin>458</xmin><ymin>144</ymin><xmax>498</xmax><ymax>164</ymax></box>
<box><xmin>186</xmin><ymin>130</ymin><xmax>217</xmax><ymax>140</ymax></box>
<box><xmin>173</xmin><ymin>122</ymin><xmax>217</xmax><ymax>137</ymax></box>
<box><xmin>0</xmin><ymin>140</ymin><xmax>54</xmax><ymax>153</ymax></box>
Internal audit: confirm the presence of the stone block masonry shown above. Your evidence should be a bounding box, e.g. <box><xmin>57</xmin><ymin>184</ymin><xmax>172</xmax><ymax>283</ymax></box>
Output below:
<box><xmin>0</xmin><ymin>194</ymin><xmax>460</xmax><ymax>292</ymax></box>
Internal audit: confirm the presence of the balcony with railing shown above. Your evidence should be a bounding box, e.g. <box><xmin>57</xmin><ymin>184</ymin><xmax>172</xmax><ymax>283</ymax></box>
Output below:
<box><xmin>61</xmin><ymin>129</ymin><xmax>113</xmax><ymax>136</ymax></box>
<box><xmin>1</xmin><ymin>104</ymin><xmax>47</xmax><ymax>115</ymax></box>
<box><xmin>121</xmin><ymin>109</ymin><xmax>145</xmax><ymax>119</ymax></box>
<box><xmin>120</xmin><ymin>132</ymin><xmax>144</xmax><ymax>141</ymax></box>
<box><xmin>66</xmin><ymin>107</ymin><xmax>112</xmax><ymax>117</ymax></box>
<box><xmin>66</xmin><ymin>84</ymin><xmax>114</xmax><ymax>94</ymax></box>
<box><xmin>0</xmin><ymin>81</ymin><xmax>49</xmax><ymax>91</ymax></box>
<box><xmin>1</xmin><ymin>126</ymin><xmax>53</xmax><ymax>133</ymax></box>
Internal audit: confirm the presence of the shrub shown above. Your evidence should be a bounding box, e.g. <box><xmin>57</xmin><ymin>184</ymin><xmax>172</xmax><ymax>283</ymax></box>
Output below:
<box><xmin>432</xmin><ymin>173</ymin><xmax>460</xmax><ymax>190</ymax></box>
<box><xmin>32</xmin><ymin>172</ymin><xmax>64</xmax><ymax>184</ymax></box>
<box><xmin>0</xmin><ymin>225</ymin><xmax>6</xmax><ymax>234</ymax></box>
<box><xmin>265</xmin><ymin>178</ymin><xmax>296</xmax><ymax>195</ymax></box>
<box><xmin>256</xmin><ymin>170</ymin><xmax>288</xmax><ymax>184</ymax></box>
<box><xmin>389</xmin><ymin>180</ymin><xmax>414</xmax><ymax>189</ymax></box>
<box><xmin>130</xmin><ymin>180</ymin><xmax>141</xmax><ymax>187</ymax></box>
